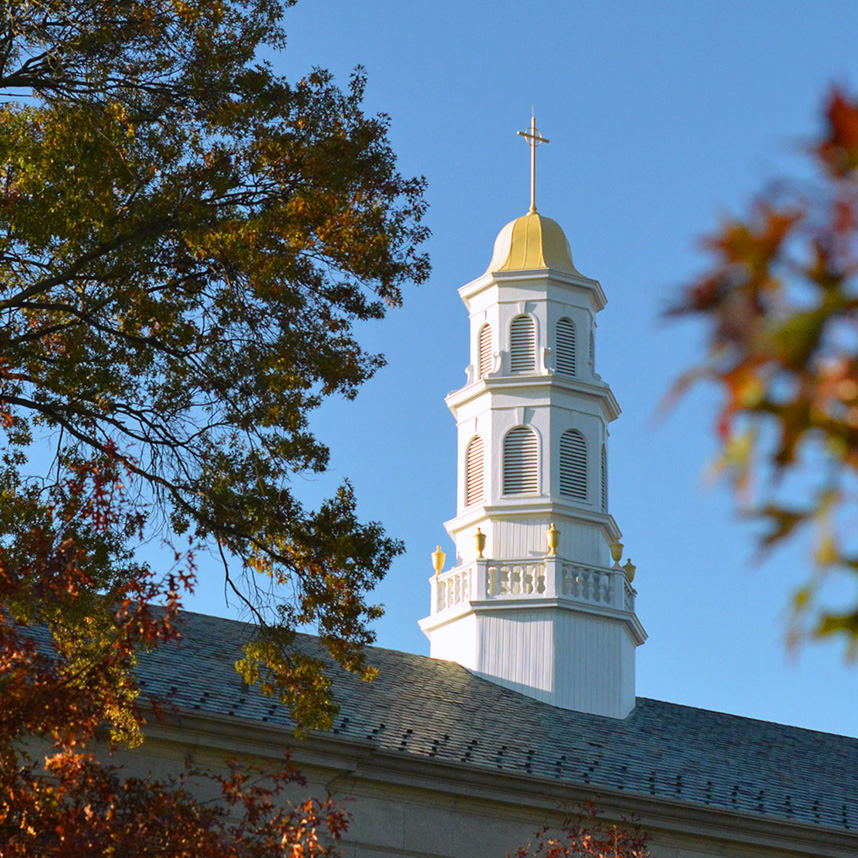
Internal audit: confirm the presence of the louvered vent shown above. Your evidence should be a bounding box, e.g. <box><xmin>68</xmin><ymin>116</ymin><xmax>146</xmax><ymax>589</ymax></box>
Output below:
<box><xmin>509</xmin><ymin>315</ymin><xmax>535</xmax><ymax>372</ymax></box>
<box><xmin>465</xmin><ymin>436</ymin><xmax>484</xmax><ymax>506</ymax></box>
<box><xmin>559</xmin><ymin>430</ymin><xmax>587</xmax><ymax>501</ymax></box>
<box><xmin>503</xmin><ymin>427</ymin><xmax>538</xmax><ymax>494</ymax></box>
<box><xmin>479</xmin><ymin>324</ymin><xmax>492</xmax><ymax>378</ymax></box>
<box><xmin>601</xmin><ymin>445</ymin><xmax>608</xmax><ymax>511</ymax></box>
<box><xmin>556</xmin><ymin>318</ymin><xmax>576</xmax><ymax>377</ymax></box>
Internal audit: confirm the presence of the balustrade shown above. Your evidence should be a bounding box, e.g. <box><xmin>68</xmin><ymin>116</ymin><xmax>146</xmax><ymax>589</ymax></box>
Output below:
<box><xmin>435</xmin><ymin>565</ymin><xmax>472</xmax><ymax>612</ymax></box>
<box><xmin>485</xmin><ymin>562</ymin><xmax>546</xmax><ymax>596</ymax></box>
<box><xmin>623</xmin><ymin>576</ymin><xmax>636</xmax><ymax>612</ymax></box>
<box><xmin>562</xmin><ymin>565</ymin><xmax>611</xmax><ymax>603</ymax></box>
<box><xmin>432</xmin><ymin>558</ymin><xmax>636</xmax><ymax>614</ymax></box>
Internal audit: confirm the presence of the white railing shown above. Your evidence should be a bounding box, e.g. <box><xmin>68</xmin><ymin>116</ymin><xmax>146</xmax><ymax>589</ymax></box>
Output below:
<box><xmin>435</xmin><ymin>564</ymin><xmax>472</xmax><ymax>611</ymax></box>
<box><xmin>562</xmin><ymin>564</ymin><xmax>611</xmax><ymax>603</ymax></box>
<box><xmin>431</xmin><ymin>557</ymin><xmax>636</xmax><ymax>614</ymax></box>
<box><xmin>486</xmin><ymin>561</ymin><xmax>546</xmax><ymax>596</ymax></box>
<box><xmin>560</xmin><ymin>563</ymin><xmax>636</xmax><ymax>612</ymax></box>
<box><xmin>623</xmin><ymin>576</ymin><xmax>635</xmax><ymax>612</ymax></box>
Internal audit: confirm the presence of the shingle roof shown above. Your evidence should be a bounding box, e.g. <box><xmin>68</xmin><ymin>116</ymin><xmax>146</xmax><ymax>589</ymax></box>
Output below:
<box><xmin>136</xmin><ymin>610</ymin><xmax>858</xmax><ymax>833</ymax></box>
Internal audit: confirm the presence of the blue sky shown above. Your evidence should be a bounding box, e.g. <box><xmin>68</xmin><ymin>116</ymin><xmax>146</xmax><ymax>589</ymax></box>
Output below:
<box><xmin>186</xmin><ymin>1</ymin><xmax>858</xmax><ymax>738</ymax></box>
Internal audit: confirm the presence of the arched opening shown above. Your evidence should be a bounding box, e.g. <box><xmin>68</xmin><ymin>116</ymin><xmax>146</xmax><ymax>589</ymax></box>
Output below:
<box><xmin>559</xmin><ymin>430</ymin><xmax>587</xmax><ymax>501</ymax></box>
<box><xmin>509</xmin><ymin>315</ymin><xmax>536</xmax><ymax>372</ymax></box>
<box><xmin>503</xmin><ymin>427</ymin><xmax>538</xmax><ymax>494</ymax></box>
<box><xmin>556</xmin><ymin>317</ymin><xmax>576</xmax><ymax>377</ymax></box>
<box><xmin>465</xmin><ymin>436</ymin><xmax>485</xmax><ymax>506</ymax></box>
<box><xmin>478</xmin><ymin>323</ymin><xmax>492</xmax><ymax>378</ymax></box>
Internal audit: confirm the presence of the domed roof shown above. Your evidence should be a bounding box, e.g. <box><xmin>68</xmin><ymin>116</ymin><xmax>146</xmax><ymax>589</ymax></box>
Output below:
<box><xmin>486</xmin><ymin>211</ymin><xmax>580</xmax><ymax>275</ymax></box>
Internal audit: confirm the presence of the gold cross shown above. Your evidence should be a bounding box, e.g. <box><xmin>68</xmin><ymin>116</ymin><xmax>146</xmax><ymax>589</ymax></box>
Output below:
<box><xmin>517</xmin><ymin>113</ymin><xmax>550</xmax><ymax>213</ymax></box>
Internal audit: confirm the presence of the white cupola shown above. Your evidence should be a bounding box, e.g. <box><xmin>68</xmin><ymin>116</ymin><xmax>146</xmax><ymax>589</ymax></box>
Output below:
<box><xmin>419</xmin><ymin>182</ymin><xmax>646</xmax><ymax>719</ymax></box>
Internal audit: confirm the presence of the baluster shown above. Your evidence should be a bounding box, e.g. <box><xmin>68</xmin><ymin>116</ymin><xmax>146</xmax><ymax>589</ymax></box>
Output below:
<box><xmin>624</xmin><ymin>580</ymin><xmax>634</xmax><ymax>612</ymax></box>
<box><xmin>537</xmin><ymin>564</ymin><xmax>546</xmax><ymax>594</ymax></box>
<box><xmin>523</xmin><ymin>565</ymin><xmax>533</xmax><ymax>594</ymax></box>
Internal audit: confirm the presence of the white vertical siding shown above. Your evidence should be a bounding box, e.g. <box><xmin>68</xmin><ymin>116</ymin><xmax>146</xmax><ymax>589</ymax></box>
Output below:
<box><xmin>472</xmin><ymin>608</ymin><xmax>636</xmax><ymax>718</ymax></box>
<box><xmin>492</xmin><ymin>518</ymin><xmax>605</xmax><ymax>565</ymax></box>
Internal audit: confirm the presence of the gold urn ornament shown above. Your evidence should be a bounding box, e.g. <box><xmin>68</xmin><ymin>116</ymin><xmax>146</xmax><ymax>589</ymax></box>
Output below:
<box><xmin>623</xmin><ymin>558</ymin><xmax>636</xmax><ymax>583</ymax></box>
<box><xmin>546</xmin><ymin>522</ymin><xmax>560</xmax><ymax>556</ymax></box>
<box><xmin>610</xmin><ymin>540</ymin><xmax>624</xmax><ymax>567</ymax></box>
<box><xmin>431</xmin><ymin>545</ymin><xmax>446</xmax><ymax>576</ymax></box>
<box><xmin>475</xmin><ymin>528</ymin><xmax>486</xmax><ymax>559</ymax></box>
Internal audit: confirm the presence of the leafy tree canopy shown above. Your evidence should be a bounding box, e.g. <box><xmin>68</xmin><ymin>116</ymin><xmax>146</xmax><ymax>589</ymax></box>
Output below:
<box><xmin>0</xmin><ymin>455</ymin><xmax>349</xmax><ymax>854</ymax></box>
<box><xmin>670</xmin><ymin>89</ymin><xmax>858</xmax><ymax>653</ymax></box>
<box><xmin>0</xmin><ymin>0</ymin><xmax>429</xmax><ymax>732</ymax></box>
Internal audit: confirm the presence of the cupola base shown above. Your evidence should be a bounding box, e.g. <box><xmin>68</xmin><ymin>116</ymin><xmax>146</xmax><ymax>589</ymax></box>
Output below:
<box><xmin>420</xmin><ymin>600</ymin><xmax>642</xmax><ymax>719</ymax></box>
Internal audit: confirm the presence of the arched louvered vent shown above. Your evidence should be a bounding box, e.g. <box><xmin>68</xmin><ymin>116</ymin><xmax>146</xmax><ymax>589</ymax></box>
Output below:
<box><xmin>503</xmin><ymin>427</ymin><xmax>538</xmax><ymax>495</ymax></box>
<box><xmin>509</xmin><ymin>315</ymin><xmax>535</xmax><ymax>372</ymax></box>
<box><xmin>479</xmin><ymin>324</ymin><xmax>492</xmax><ymax>378</ymax></box>
<box><xmin>601</xmin><ymin>445</ymin><xmax>608</xmax><ymax>511</ymax></box>
<box><xmin>465</xmin><ymin>436</ymin><xmax>485</xmax><ymax>506</ymax></box>
<box><xmin>556</xmin><ymin>318</ymin><xmax>576</xmax><ymax>377</ymax></box>
<box><xmin>560</xmin><ymin>430</ymin><xmax>587</xmax><ymax>501</ymax></box>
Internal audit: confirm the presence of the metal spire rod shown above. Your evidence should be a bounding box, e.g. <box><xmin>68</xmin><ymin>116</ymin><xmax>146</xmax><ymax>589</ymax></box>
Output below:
<box><xmin>517</xmin><ymin>112</ymin><xmax>549</xmax><ymax>213</ymax></box>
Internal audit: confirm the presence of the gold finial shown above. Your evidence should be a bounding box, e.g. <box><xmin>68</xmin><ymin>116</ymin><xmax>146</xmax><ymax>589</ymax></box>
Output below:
<box><xmin>610</xmin><ymin>540</ymin><xmax>624</xmax><ymax>567</ymax></box>
<box><xmin>431</xmin><ymin>545</ymin><xmax>446</xmax><ymax>576</ymax></box>
<box><xmin>623</xmin><ymin>558</ymin><xmax>636</xmax><ymax>583</ymax></box>
<box><xmin>517</xmin><ymin>111</ymin><xmax>550</xmax><ymax>214</ymax></box>
<box><xmin>475</xmin><ymin>528</ymin><xmax>486</xmax><ymax>559</ymax></box>
<box><xmin>546</xmin><ymin>522</ymin><xmax>560</xmax><ymax>556</ymax></box>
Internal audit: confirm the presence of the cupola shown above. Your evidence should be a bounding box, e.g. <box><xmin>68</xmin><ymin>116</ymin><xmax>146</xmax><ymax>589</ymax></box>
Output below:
<box><xmin>419</xmin><ymin>117</ymin><xmax>646</xmax><ymax>719</ymax></box>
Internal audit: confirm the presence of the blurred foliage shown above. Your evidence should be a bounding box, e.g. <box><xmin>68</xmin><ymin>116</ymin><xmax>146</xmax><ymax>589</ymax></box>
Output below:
<box><xmin>670</xmin><ymin>88</ymin><xmax>858</xmax><ymax>653</ymax></box>
<box><xmin>510</xmin><ymin>802</ymin><xmax>650</xmax><ymax>858</ymax></box>
<box><xmin>0</xmin><ymin>0</ymin><xmax>429</xmax><ymax>731</ymax></box>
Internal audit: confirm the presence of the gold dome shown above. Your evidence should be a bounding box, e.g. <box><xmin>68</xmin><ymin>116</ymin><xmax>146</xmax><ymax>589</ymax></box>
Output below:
<box><xmin>486</xmin><ymin>212</ymin><xmax>580</xmax><ymax>275</ymax></box>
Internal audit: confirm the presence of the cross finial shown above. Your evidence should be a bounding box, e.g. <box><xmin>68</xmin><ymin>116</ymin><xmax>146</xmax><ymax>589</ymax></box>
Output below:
<box><xmin>517</xmin><ymin>112</ymin><xmax>550</xmax><ymax>213</ymax></box>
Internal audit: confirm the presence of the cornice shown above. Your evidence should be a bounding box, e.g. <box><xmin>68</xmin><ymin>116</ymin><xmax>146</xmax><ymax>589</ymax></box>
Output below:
<box><xmin>445</xmin><ymin>374</ymin><xmax>621</xmax><ymax>422</ymax></box>
<box><xmin>419</xmin><ymin>596</ymin><xmax>647</xmax><ymax>645</ymax></box>
<box><xmin>459</xmin><ymin>268</ymin><xmax>607</xmax><ymax>313</ymax></box>
<box><xmin>445</xmin><ymin>502</ymin><xmax>622</xmax><ymax>542</ymax></box>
